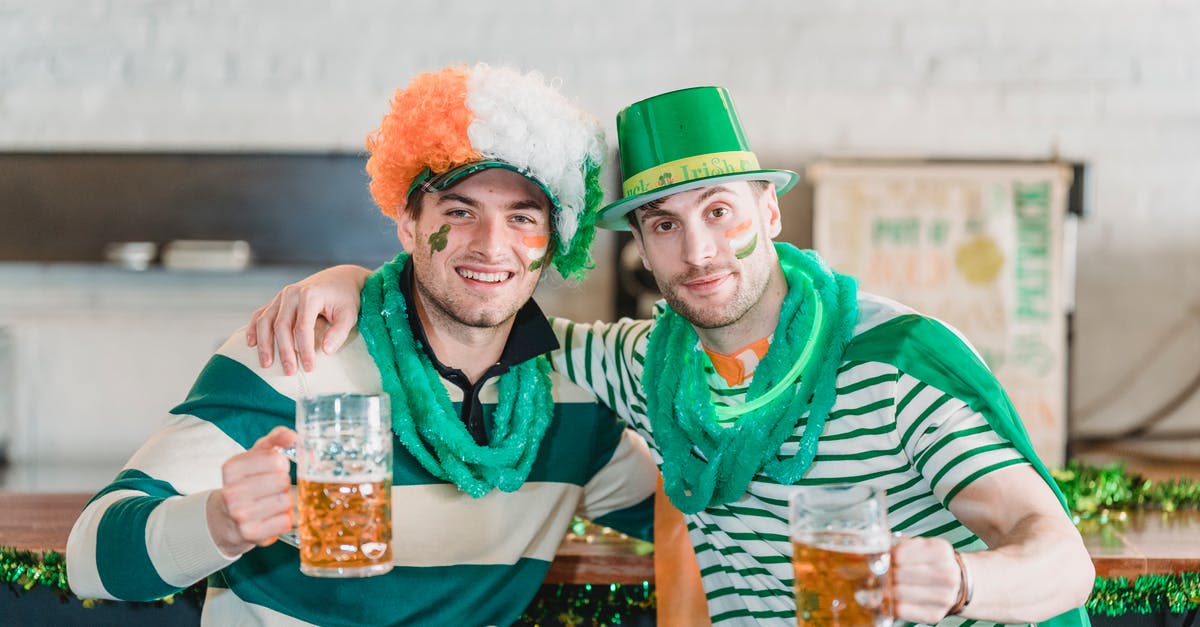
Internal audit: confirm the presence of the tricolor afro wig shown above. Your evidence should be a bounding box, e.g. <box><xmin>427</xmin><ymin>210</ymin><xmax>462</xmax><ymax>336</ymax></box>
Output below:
<box><xmin>365</xmin><ymin>63</ymin><xmax>606</xmax><ymax>280</ymax></box>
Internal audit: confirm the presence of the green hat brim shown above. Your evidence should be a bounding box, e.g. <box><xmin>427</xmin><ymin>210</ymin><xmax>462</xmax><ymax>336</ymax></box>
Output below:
<box><xmin>596</xmin><ymin>168</ymin><xmax>800</xmax><ymax>231</ymax></box>
<box><xmin>408</xmin><ymin>160</ymin><xmax>563</xmax><ymax>213</ymax></box>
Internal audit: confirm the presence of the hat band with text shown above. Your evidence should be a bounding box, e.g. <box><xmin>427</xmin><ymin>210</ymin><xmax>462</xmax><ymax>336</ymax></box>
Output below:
<box><xmin>622</xmin><ymin>150</ymin><xmax>761</xmax><ymax>197</ymax></box>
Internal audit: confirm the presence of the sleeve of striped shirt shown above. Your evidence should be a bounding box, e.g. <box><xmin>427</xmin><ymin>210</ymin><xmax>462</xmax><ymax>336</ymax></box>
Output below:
<box><xmin>893</xmin><ymin>373</ymin><xmax>1029</xmax><ymax>507</ymax></box>
<box><xmin>66</xmin><ymin>412</ymin><xmax>245</xmax><ymax>601</ymax></box>
<box><xmin>577</xmin><ymin>407</ymin><xmax>658</xmax><ymax>541</ymax></box>
<box><xmin>67</xmin><ymin>336</ymin><xmax>297</xmax><ymax>602</ymax></box>
<box><xmin>547</xmin><ymin>316</ymin><xmax>655</xmax><ymax>427</ymax></box>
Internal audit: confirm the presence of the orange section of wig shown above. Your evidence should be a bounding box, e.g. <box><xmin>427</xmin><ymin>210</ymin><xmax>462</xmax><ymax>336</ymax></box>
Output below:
<box><xmin>365</xmin><ymin>67</ymin><xmax>481</xmax><ymax>220</ymax></box>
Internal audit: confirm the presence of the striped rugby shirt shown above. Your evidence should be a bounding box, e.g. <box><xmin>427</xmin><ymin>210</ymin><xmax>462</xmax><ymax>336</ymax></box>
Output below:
<box><xmin>550</xmin><ymin>291</ymin><xmax>1033</xmax><ymax>627</ymax></box>
<box><xmin>67</xmin><ymin>325</ymin><xmax>657</xmax><ymax>626</ymax></box>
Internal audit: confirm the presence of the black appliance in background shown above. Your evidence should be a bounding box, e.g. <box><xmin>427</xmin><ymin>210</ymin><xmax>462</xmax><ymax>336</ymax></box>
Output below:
<box><xmin>0</xmin><ymin>152</ymin><xmax>398</xmax><ymax>267</ymax></box>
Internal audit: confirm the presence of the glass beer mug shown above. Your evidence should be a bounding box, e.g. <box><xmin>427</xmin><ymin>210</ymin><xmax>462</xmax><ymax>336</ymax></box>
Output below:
<box><xmin>789</xmin><ymin>484</ymin><xmax>893</xmax><ymax>627</ymax></box>
<box><xmin>291</xmin><ymin>393</ymin><xmax>394</xmax><ymax>578</ymax></box>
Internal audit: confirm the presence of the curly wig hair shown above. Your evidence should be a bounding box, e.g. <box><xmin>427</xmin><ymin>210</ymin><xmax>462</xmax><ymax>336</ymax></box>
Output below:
<box><xmin>364</xmin><ymin>64</ymin><xmax>605</xmax><ymax>281</ymax></box>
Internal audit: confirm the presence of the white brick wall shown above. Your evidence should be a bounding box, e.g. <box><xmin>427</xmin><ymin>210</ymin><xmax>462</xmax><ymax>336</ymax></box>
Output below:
<box><xmin>2</xmin><ymin>0</ymin><xmax>1198</xmax><ymax>457</ymax></box>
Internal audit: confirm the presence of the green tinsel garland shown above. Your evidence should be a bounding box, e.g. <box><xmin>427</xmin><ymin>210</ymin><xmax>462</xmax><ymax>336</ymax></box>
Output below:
<box><xmin>4</xmin><ymin>463</ymin><xmax>1199</xmax><ymax>618</ymax></box>
<box><xmin>1</xmin><ymin>548</ymin><xmax>66</xmax><ymax>592</ymax></box>
<box><xmin>0</xmin><ymin>547</ymin><xmax>201</xmax><ymax>609</ymax></box>
<box><xmin>1048</xmin><ymin>462</ymin><xmax>1200</xmax><ymax>616</ymax></box>
<box><xmin>0</xmin><ymin>546</ymin><xmax>652</xmax><ymax>624</ymax></box>
<box><xmin>1086</xmin><ymin>573</ymin><xmax>1200</xmax><ymax>616</ymax></box>
<box><xmin>516</xmin><ymin>582</ymin><xmax>656</xmax><ymax>626</ymax></box>
<box><xmin>1053</xmin><ymin>460</ymin><xmax>1200</xmax><ymax>516</ymax></box>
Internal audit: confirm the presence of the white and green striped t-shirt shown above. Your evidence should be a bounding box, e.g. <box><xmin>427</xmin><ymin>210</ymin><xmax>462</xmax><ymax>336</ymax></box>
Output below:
<box><xmin>551</xmin><ymin>291</ymin><xmax>1033</xmax><ymax>627</ymax></box>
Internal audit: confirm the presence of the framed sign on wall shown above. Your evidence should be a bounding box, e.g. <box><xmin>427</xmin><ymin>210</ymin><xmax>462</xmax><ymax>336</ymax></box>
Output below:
<box><xmin>810</xmin><ymin>161</ymin><xmax>1077</xmax><ymax>467</ymax></box>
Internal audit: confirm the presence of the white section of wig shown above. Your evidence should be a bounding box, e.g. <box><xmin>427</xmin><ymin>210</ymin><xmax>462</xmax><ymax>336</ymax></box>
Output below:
<box><xmin>465</xmin><ymin>64</ymin><xmax>605</xmax><ymax>252</ymax></box>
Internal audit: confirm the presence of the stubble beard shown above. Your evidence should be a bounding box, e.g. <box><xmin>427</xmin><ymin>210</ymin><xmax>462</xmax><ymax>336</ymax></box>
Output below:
<box><xmin>410</xmin><ymin>254</ymin><xmax>527</xmax><ymax>330</ymax></box>
<box><xmin>655</xmin><ymin>264</ymin><xmax>771</xmax><ymax>330</ymax></box>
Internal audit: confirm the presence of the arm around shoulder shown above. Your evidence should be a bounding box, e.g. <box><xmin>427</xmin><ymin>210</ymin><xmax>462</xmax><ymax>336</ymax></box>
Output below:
<box><xmin>246</xmin><ymin>264</ymin><xmax>372</xmax><ymax>374</ymax></box>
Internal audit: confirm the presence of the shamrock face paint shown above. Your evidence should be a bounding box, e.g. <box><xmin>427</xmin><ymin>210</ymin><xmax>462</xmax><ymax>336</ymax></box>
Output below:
<box><xmin>726</xmin><ymin>219</ymin><xmax>758</xmax><ymax>259</ymax></box>
<box><xmin>428</xmin><ymin>224</ymin><xmax>451</xmax><ymax>255</ymax></box>
<box><xmin>524</xmin><ymin>234</ymin><xmax>549</xmax><ymax>272</ymax></box>
<box><xmin>398</xmin><ymin>169</ymin><xmax>552</xmax><ymax>330</ymax></box>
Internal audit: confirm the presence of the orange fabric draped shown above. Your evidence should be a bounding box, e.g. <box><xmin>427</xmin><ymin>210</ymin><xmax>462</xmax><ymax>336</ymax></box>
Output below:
<box><xmin>654</xmin><ymin>476</ymin><xmax>711</xmax><ymax>626</ymax></box>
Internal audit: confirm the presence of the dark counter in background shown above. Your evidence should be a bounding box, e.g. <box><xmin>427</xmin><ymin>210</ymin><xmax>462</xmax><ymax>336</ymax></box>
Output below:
<box><xmin>0</xmin><ymin>152</ymin><xmax>397</xmax><ymax>267</ymax></box>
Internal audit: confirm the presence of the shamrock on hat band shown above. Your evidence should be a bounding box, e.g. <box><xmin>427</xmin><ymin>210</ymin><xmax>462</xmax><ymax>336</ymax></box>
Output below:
<box><xmin>366</xmin><ymin>64</ymin><xmax>605</xmax><ymax>280</ymax></box>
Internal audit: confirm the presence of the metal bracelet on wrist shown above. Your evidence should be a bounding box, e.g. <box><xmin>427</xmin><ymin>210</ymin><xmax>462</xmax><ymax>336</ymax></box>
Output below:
<box><xmin>948</xmin><ymin>550</ymin><xmax>975</xmax><ymax>615</ymax></box>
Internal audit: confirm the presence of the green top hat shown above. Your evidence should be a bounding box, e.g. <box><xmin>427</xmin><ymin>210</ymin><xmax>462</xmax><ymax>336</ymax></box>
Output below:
<box><xmin>597</xmin><ymin>86</ymin><xmax>799</xmax><ymax>230</ymax></box>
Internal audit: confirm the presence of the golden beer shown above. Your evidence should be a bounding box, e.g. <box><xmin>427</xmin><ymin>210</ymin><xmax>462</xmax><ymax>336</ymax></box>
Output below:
<box><xmin>793</xmin><ymin>531</ymin><xmax>892</xmax><ymax>627</ymax></box>
<box><xmin>297</xmin><ymin>477</ymin><xmax>393</xmax><ymax>577</ymax></box>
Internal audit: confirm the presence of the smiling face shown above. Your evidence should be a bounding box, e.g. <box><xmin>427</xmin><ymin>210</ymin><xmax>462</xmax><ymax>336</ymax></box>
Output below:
<box><xmin>629</xmin><ymin>181</ymin><xmax>782</xmax><ymax>329</ymax></box>
<box><xmin>396</xmin><ymin>168</ymin><xmax>552</xmax><ymax>330</ymax></box>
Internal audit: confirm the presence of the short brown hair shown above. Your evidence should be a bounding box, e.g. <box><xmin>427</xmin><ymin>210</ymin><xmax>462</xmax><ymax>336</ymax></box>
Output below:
<box><xmin>404</xmin><ymin>191</ymin><xmax>425</xmax><ymax>218</ymax></box>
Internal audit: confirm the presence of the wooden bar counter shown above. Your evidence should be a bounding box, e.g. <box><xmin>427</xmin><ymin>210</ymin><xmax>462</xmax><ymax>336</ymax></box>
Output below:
<box><xmin>0</xmin><ymin>491</ymin><xmax>655</xmax><ymax>585</ymax></box>
<box><xmin>4</xmin><ymin>491</ymin><xmax>1199</xmax><ymax>585</ymax></box>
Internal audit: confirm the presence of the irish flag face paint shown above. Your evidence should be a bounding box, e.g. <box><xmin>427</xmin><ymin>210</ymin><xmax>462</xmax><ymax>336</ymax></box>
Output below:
<box><xmin>726</xmin><ymin>219</ymin><xmax>758</xmax><ymax>259</ymax></box>
<box><xmin>524</xmin><ymin>234</ymin><xmax>549</xmax><ymax>271</ymax></box>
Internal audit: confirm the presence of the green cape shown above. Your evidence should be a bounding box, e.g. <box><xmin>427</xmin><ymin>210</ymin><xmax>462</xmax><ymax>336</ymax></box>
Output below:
<box><xmin>843</xmin><ymin>315</ymin><xmax>1089</xmax><ymax>627</ymax></box>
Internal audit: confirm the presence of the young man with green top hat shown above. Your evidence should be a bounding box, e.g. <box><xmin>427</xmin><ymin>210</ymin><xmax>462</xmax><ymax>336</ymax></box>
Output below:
<box><xmin>65</xmin><ymin>64</ymin><xmax>657</xmax><ymax>627</ymax></box>
<box><xmin>248</xmin><ymin>86</ymin><xmax>1095</xmax><ymax>626</ymax></box>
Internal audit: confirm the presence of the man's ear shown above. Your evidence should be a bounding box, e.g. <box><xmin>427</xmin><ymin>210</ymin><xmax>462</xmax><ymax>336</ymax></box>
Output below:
<box><xmin>762</xmin><ymin>184</ymin><xmax>783</xmax><ymax>239</ymax></box>
<box><xmin>627</xmin><ymin>216</ymin><xmax>652</xmax><ymax>272</ymax></box>
<box><xmin>396</xmin><ymin>209</ymin><xmax>417</xmax><ymax>252</ymax></box>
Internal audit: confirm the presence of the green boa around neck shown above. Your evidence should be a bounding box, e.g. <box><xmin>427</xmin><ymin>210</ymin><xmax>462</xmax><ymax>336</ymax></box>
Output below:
<box><xmin>642</xmin><ymin>243</ymin><xmax>860</xmax><ymax>514</ymax></box>
<box><xmin>357</xmin><ymin>254</ymin><xmax>555</xmax><ymax>498</ymax></box>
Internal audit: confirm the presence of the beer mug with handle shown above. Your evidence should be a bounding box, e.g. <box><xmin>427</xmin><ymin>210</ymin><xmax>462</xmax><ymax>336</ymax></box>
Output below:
<box><xmin>288</xmin><ymin>393</ymin><xmax>394</xmax><ymax>578</ymax></box>
<box><xmin>789</xmin><ymin>484</ymin><xmax>893</xmax><ymax>627</ymax></box>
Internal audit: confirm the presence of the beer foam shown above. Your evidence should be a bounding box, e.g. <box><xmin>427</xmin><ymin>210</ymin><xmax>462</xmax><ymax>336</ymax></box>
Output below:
<box><xmin>302</xmin><ymin>463</ymin><xmax>391</xmax><ymax>483</ymax></box>
<box><xmin>303</xmin><ymin>471</ymin><xmax>391</xmax><ymax>484</ymax></box>
<box><xmin>792</xmin><ymin>530</ymin><xmax>892</xmax><ymax>555</ymax></box>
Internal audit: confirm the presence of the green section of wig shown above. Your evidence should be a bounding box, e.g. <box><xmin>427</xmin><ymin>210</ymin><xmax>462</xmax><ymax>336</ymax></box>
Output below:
<box><xmin>550</xmin><ymin>156</ymin><xmax>602</xmax><ymax>281</ymax></box>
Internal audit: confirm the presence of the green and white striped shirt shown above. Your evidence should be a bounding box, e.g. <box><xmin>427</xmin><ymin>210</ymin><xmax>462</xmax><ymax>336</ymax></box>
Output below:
<box><xmin>550</xmin><ymin>291</ymin><xmax>1031</xmax><ymax>627</ymax></box>
<box><xmin>67</xmin><ymin>326</ymin><xmax>657</xmax><ymax>626</ymax></box>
